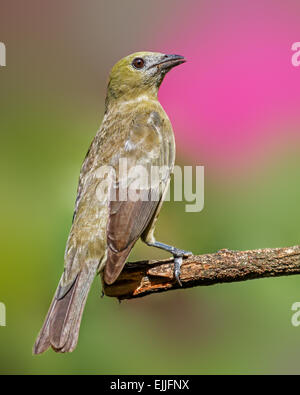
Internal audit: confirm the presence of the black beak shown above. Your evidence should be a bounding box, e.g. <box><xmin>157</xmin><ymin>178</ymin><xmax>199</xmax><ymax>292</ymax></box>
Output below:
<box><xmin>151</xmin><ymin>54</ymin><xmax>186</xmax><ymax>71</ymax></box>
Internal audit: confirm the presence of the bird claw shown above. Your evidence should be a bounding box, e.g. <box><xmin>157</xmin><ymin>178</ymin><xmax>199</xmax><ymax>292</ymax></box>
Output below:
<box><xmin>145</xmin><ymin>240</ymin><xmax>192</xmax><ymax>286</ymax></box>
<box><xmin>173</xmin><ymin>250</ymin><xmax>192</xmax><ymax>286</ymax></box>
<box><xmin>172</xmin><ymin>248</ymin><xmax>193</xmax><ymax>258</ymax></box>
<box><xmin>174</xmin><ymin>256</ymin><xmax>183</xmax><ymax>286</ymax></box>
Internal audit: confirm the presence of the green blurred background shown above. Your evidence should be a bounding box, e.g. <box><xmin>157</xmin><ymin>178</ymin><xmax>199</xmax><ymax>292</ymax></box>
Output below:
<box><xmin>1</xmin><ymin>0</ymin><xmax>300</xmax><ymax>374</ymax></box>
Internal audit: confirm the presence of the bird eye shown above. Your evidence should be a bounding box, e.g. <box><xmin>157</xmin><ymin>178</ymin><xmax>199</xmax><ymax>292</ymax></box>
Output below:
<box><xmin>132</xmin><ymin>58</ymin><xmax>145</xmax><ymax>69</ymax></box>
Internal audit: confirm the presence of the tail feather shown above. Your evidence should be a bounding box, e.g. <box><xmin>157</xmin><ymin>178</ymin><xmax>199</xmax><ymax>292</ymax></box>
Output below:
<box><xmin>33</xmin><ymin>264</ymin><xmax>97</xmax><ymax>354</ymax></box>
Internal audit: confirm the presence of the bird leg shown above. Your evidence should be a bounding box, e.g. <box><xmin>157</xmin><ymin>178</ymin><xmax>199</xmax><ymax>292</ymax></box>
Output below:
<box><xmin>145</xmin><ymin>240</ymin><xmax>192</xmax><ymax>286</ymax></box>
<box><xmin>140</xmin><ymin>182</ymin><xmax>192</xmax><ymax>286</ymax></box>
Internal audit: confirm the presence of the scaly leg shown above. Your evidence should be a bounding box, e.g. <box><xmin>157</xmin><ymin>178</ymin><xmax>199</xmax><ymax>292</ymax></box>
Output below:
<box><xmin>141</xmin><ymin>181</ymin><xmax>192</xmax><ymax>286</ymax></box>
<box><xmin>144</xmin><ymin>240</ymin><xmax>192</xmax><ymax>286</ymax></box>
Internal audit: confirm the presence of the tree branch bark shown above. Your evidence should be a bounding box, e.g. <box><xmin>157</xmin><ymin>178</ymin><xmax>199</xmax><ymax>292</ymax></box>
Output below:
<box><xmin>103</xmin><ymin>245</ymin><xmax>300</xmax><ymax>300</ymax></box>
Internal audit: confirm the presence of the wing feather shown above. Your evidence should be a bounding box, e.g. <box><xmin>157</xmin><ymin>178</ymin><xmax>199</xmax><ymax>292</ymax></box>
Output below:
<box><xmin>103</xmin><ymin>110</ymin><xmax>172</xmax><ymax>284</ymax></box>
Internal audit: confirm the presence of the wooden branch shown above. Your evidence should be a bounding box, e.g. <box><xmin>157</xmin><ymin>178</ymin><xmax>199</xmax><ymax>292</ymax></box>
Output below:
<box><xmin>103</xmin><ymin>245</ymin><xmax>300</xmax><ymax>300</ymax></box>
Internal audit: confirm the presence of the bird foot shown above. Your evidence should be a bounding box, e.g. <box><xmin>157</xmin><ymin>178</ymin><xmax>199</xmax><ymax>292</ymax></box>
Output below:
<box><xmin>173</xmin><ymin>250</ymin><xmax>192</xmax><ymax>286</ymax></box>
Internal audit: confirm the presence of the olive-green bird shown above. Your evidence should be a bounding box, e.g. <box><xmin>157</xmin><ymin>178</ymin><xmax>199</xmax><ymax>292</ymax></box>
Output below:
<box><xmin>34</xmin><ymin>52</ymin><xmax>191</xmax><ymax>354</ymax></box>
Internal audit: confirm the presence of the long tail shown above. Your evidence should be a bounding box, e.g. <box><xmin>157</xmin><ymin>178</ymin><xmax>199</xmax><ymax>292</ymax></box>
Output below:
<box><xmin>33</xmin><ymin>264</ymin><xmax>97</xmax><ymax>354</ymax></box>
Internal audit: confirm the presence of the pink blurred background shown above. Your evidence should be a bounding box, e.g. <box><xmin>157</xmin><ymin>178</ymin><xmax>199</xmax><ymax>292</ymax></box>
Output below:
<box><xmin>158</xmin><ymin>0</ymin><xmax>300</xmax><ymax>174</ymax></box>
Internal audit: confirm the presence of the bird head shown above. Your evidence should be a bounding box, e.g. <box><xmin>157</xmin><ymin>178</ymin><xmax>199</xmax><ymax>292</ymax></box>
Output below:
<box><xmin>105</xmin><ymin>51</ymin><xmax>185</xmax><ymax>107</ymax></box>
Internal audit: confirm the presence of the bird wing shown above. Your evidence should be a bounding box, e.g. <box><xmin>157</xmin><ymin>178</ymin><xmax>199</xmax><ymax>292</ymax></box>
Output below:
<box><xmin>58</xmin><ymin>133</ymin><xmax>111</xmax><ymax>296</ymax></box>
<box><xmin>103</xmin><ymin>110</ymin><xmax>173</xmax><ymax>284</ymax></box>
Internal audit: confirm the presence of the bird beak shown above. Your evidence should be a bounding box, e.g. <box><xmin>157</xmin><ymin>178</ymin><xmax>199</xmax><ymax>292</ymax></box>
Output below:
<box><xmin>151</xmin><ymin>54</ymin><xmax>186</xmax><ymax>71</ymax></box>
